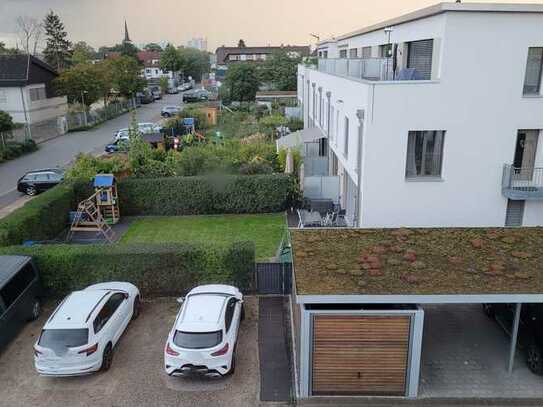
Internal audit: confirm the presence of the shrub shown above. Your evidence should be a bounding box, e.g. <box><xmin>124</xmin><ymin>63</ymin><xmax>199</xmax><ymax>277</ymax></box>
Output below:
<box><xmin>277</xmin><ymin>147</ymin><xmax>303</xmax><ymax>173</ymax></box>
<box><xmin>117</xmin><ymin>174</ymin><xmax>295</xmax><ymax>216</ymax></box>
<box><xmin>0</xmin><ymin>241</ymin><xmax>255</xmax><ymax>297</ymax></box>
<box><xmin>0</xmin><ymin>182</ymin><xmax>76</xmax><ymax>246</ymax></box>
<box><xmin>65</xmin><ymin>153</ymin><xmax>129</xmax><ymax>180</ymax></box>
<box><xmin>0</xmin><ymin>140</ymin><xmax>38</xmax><ymax>163</ymax></box>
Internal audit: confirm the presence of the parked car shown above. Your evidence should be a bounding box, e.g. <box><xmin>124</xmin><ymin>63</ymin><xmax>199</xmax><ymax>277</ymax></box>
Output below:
<box><xmin>151</xmin><ymin>90</ymin><xmax>162</xmax><ymax>100</ymax></box>
<box><xmin>161</xmin><ymin>106</ymin><xmax>182</xmax><ymax>117</ymax></box>
<box><xmin>105</xmin><ymin>138</ymin><xmax>129</xmax><ymax>154</ymax></box>
<box><xmin>0</xmin><ymin>256</ymin><xmax>43</xmax><ymax>352</ymax></box>
<box><xmin>113</xmin><ymin>128</ymin><xmax>129</xmax><ymax>141</ymax></box>
<box><xmin>182</xmin><ymin>89</ymin><xmax>209</xmax><ymax>103</ymax></box>
<box><xmin>483</xmin><ymin>303</ymin><xmax>543</xmax><ymax>374</ymax></box>
<box><xmin>136</xmin><ymin>91</ymin><xmax>153</xmax><ymax>104</ymax></box>
<box><xmin>138</xmin><ymin>122</ymin><xmax>162</xmax><ymax>133</ymax></box>
<box><xmin>17</xmin><ymin>168</ymin><xmax>64</xmax><ymax>196</ymax></box>
<box><xmin>177</xmin><ymin>83</ymin><xmax>193</xmax><ymax>92</ymax></box>
<box><xmin>167</xmin><ymin>87</ymin><xmax>179</xmax><ymax>94</ymax></box>
<box><xmin>34</xmin><ymin>282</ymin><xmax>141</xmax><ymax>376</ymax></box>
<box><xmin>164</xmin><ymin>284</ymin><xmax>244</xmax><ymax>377</ymax></box>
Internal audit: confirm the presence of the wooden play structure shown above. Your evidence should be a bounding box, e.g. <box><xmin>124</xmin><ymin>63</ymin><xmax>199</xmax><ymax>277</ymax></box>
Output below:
<box><xmin>67</xmin><ymin>174</ymin><xmax>120</xmax><ymax>243</ymax></box>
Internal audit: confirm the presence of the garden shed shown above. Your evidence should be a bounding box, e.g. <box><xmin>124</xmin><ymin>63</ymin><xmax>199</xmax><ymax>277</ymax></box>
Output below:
<box><xmin>290</xmin><ymin>228</ymin><xmax>543</xmax><ymax>399</ymax></box>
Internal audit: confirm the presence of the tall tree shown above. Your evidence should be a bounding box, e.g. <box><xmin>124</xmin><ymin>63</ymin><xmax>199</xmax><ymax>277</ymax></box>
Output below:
<box><xmin>160</xmin><ymin>43</ymin><xmax>180</xmax><ymax>73</ymax></box>
<box><xmin>144</xmin><ymin>43</ymin><xmax>163</xmax><ymax>52</ymax></box>
<box><xmin>120</xmin><ymin>41</ymin><xmax>139</xmax><ymax>60</ymax></box>
<box><xmin>71</xmin><ymin>41</ymin><xmax>95</xmax><ymax>65</ymax></box>
<box><xmin>54</xmin><ymin>62</ymin><xmax>109</xmax><ymax>107</ymax></box>
<box><xmin>15</xmin><ymin>16</ymin><xmax>42</xmax><ymax>55</ymax></box>
<box><xmin>220</xmin><ymin>63</ymin><xmax>259</xmax><ymax>103</ymax></box>
<box><xmin>42</xmin><ymin>11</ymin><xmax>72</xmax><ymax>70</ymax></box>
<box><xmin>178</xmin><ymin>47</ymin><xmax>210</xmax><ymax>81</ymax></box>
<box><xmin>237</xmin><ymin>39</ymin><xmax>246</xmax><ymax>48</ymax></box>
<box><xmin>107</xmin><ymin>56</ymin><xmax>145</xmax><ymax>98</ymax></box>
<box><xmin>260</xmin><ymin>50</ymin><xmax>301</xmax><ymax>91</ymax></box>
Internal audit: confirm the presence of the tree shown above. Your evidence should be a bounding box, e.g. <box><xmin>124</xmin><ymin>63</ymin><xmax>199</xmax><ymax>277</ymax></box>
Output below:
<box><xmin>15</xmin><ymin>16</ymin><xmax>42</xmax><ymax>55</ymax></box>
<box><xmin>237</xmin><ymin>39</ymin><xmax>246</xmax><ymax>48</ymax></box>
<box><xmin>42</xmin><ymin>11</ymin><xmax>72</xmax><ymax>70</ymax></box>
<box><xmin>120</xmin><ymin>41</ymin><xmax>139</xmax><ymax>60</ymax></box>
<box><xmin>260</xmin><ymin>50</ymin><xmax>301</xmax><ymax>91</ymax></box>
<box><xmin>0</xmin><ymin>42</ymin><xmax>21</xmax><ymax>55</ymax></box>
<box><xmin>178</xmin><ymin>47</ymin><xmax>210</xmax><ymax>81</ymax></box>
<box><xmin>160</xmin><ymin>43</ymin><xmax>180</xmax><ymax>73</ymax></box>
<box><xmin>108</xmin><ymin>56</ymin><xmax>145</xmax><ymax>98</ymax></box>
<box><xmin>144</xmin><ymin>43</ymin><xmax>163</xmax><ymax>52</ymax></box>
<box><xmin>71</xmin><ymin>41</ymin><xmax>95</xmax><ymax>65</ymax></box>
<box><xmin>54</xmin><ymin>62</ymin><xmax>109</xmax><ymax>107</ymax></box>
<box><xmin>159</xmin><ymin>77</ymin><xmax>169</xmax><ymax>94</ymax></box>
<box><xmin>221</xmin><ymin>63</ymin><xmax>259</xmax><ymax>103</ymax></box>
<box><xmin>0</xmin><ymin>111</ymin><xmax>14</xmax><ymax>133</ymax></box>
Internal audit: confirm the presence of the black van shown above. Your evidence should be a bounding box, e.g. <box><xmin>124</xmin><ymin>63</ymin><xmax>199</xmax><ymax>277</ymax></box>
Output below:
<box><xmin>0</xmin><ymin>256</ymin><xmax>43</xmax><ymax>351</ymax></box>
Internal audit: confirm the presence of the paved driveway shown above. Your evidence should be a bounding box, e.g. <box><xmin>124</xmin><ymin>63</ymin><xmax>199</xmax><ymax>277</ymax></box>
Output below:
<box><xmin>0</xmin><ymin>297</ymin><xmax>260</xmax><ymax>407</ymax></box>
<box><xmin>0</xmin><ymin>93</ymin><xmax>182</xmax><ymax>210</ymax></box>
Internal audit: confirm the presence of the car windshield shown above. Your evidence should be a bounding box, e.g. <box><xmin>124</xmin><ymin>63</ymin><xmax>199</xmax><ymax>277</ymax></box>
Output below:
<box><xmin>173</xmin><ymin>330</ymin><xmax>222</xmax><ymax>349</ymax></box>
<box><xmin>39</xmin><ymin>329</ymin><xmax>89</xmax><ymax>353</ymax></box>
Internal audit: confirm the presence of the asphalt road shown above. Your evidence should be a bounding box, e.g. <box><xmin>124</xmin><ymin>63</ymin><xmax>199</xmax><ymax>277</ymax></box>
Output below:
<box><xmin>0</xmin><ymin>93</ymin><xmax>182</xmax><ymax>209</ymax></box>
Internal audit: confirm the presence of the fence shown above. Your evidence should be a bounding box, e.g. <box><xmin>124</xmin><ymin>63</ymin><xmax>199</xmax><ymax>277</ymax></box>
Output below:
<box><xmin>303</xmin><ymin>175</ymin><xmax>340</xmax><ymax>203</ymax></box>
<box><xmin>2</xmin><ymin>117</ymin><xmax>63</xmax><ymax>145</ymax></box>
<box><xmin>66</xmin><ymin>99</ymin><xmax>136</xmax><ymax>130</ymax></box>
<box><xmin>255</xmin><ymin>262</ymin><xmax>292</xmax><ymax>295</ymax></box>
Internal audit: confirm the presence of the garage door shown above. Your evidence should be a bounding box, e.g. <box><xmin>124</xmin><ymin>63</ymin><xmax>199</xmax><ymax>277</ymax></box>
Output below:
<box><xmin>407</xmin><ymin>39</ymin><xmax>434</xmax><ymax>80</ymax></box>
<box><xmin>311</xmin><ymin>315</ymin><xmax>411</xmax><ymax>396</ymax></box>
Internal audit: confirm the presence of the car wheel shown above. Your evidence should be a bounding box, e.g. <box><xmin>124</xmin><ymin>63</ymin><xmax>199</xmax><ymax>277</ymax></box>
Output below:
<box><xmin>26</xmin><ymin>186</ymin><xmax>37</xmax><ymax>196</ymax></box>
<box><xmin>528</xmin><ymin>343</ymin><xmax>543</xmax><ymax>374</ymax></box>
<box><xmin>227</xmin><ymin>352</ymin><xmax>236</xmax><ymax>376</ymax></box>
<box><xmin>28</xmin><ymin>298</ymin><xmax>41</xmax><ymax>321</ymax></box>
<box><xmin>101</xmin><ymin>343</ymin><xmax>114</xmax><ymax>372</ymax></box>
<box><xmin>482</xmin><ymin>304</ymin><xmax>495</xmax><ymax>318</ymax></box>
<box><xmin>164</xmin><ymin>113</ymin><xmax>171</xmax><ymax>117</ymax></box>
<box><xmin>240</xmin><ymin>304</ymin><xmax>245</xmax><ymax>321</ymax></box>
<box><xmin>132</xmin><ymin>295</ymin><xmax>141</xmax><ymax>320</ymax></box>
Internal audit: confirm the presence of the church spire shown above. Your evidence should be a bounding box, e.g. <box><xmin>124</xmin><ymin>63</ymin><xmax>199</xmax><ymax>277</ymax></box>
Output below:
<box><xmin>123</xmin><ymin>20</ymin><xmax>131</xmax><ymax>43</ymax></box>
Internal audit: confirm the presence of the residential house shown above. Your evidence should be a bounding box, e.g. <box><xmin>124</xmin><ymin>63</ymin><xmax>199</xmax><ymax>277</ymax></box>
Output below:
<box><xmin>0</xmin><ymin>54</ymin><xmax>67</xmax><ymax>129</ymax></box>
<box><xmin>215</xmin><ymin>45</ymin><xmax>310</xmax><ymax>67</ymax></box>
<box><xmin>297</xmin><ymin>2</ymin><xmax>543</xmax><ymax>228</ymax></box>
<box><xmin>105</xmin><ymin>50</ymin><xmax>179</xmax><ymax>82</ymax></box>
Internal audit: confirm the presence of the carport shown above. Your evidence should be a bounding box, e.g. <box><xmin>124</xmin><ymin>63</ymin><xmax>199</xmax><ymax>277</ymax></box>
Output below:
<box><xmin>289</xmin><ymin>228</ymin><xmax>543</xmax><ymax>400</ymax></box>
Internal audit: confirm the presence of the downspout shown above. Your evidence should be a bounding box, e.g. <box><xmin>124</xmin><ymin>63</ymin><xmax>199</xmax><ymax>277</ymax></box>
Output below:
<box><xmin>354</xmin><ymin>109</ymin><xmax>365</xmax><ymax>227</ymax></box>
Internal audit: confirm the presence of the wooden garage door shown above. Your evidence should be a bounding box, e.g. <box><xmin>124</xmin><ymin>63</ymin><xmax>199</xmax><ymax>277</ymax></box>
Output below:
<box><xmin>312</xmin><ymin>315</ymin><xmax>411</xmax><ymax>396</ymax></box>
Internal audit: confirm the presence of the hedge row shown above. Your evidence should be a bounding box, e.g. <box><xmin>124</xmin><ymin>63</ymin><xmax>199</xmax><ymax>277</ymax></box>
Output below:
<box><xmin>117</xmin><ymin>174</ymin><xmax>295</xmax><ymax>216</ymax></box>
<box><xmin>0</xmin><ymin>182</ymin><xmax>76</xmax><ymax>247</ymax></box>
<box><xmin>0</xmin><ymin>241</ymin><xmax>255</xmax><ymax>297</ymax></box>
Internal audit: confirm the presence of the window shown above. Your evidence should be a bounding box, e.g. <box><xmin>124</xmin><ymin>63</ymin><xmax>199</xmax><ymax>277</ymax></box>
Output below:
<box><xmin>523</xmin><ymin>47</ymin><xmax>543</xmax><ymax>95</ymax></box>
<box><xmin>173</xmin><ymin>330</ymin><xmax>222</xmax><ymax>349</ymax></box>
<box><xmin>339</xmin><ymin>49</ymin><xmax>347</xmax><ymax>58</ymax></box>
<box><xmin>229</xmin><ymin>55</ymin><xmax>240</xmax><ymax>61</ymax></box>
<box><xmin>379</xmin><ymin>44</ymin><xmax>392</xmax><ymax>58</ymax></box>
<box><xmin>361</xmin><ymin>46</ymin><xmax>372</xmax><ymax>59</ymax></box>
<box><xmin>407</xmin><ymin>39</ymin><xmax>434</xmax><ymax>80</ymax></box>
<box><xmin>224</xmin><ymin>298</ymin><xmax>237</xmax><ymax>332</ymax></box>
<box><xmin>344</xmin><ymin>117</ymin><xmax>349</xmax><ymax>158</ymax></box>
<box><xmin>93</xmin><ymin>293</ymin><xmax>125</xmax><ymax>334</ymax></box>
<box><xmin>349</xmin><ymin>48</ymin><xmax>358</xmax><ymax>59</ymax></box>
<box><xmin>39</xmin><ymin>329</ymin><xmax>88</xmax><ymax>351</ymax></box>
<box><xmin>323</xmin><ymin>51</ymin><xmax>328</xmax><ymax>59</ymax></box>
<box><xmin>405</xmin><ymin>130</ymin><xmax>445</xmax><ymax>178</ymax></box>
<box><xmin>0</xmin><ymin>263</ymin><xmax>35</xmax><ymax>309</ymax></box>
<box><xmin>29</xmin><ymin>87</ymin><xmax>46</xmax><ymax>102</ymax></box>
<box><xmin>318</xmin><ymin>51</ymin><xmax>322</xmax><ymax>58</ymax></box>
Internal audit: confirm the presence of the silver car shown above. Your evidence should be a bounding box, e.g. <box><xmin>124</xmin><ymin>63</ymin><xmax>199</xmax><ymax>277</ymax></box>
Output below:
<box><xmin>161</xmin><ymin>106</ymin><xmax>182</xmax><ymax>117</ymax></box>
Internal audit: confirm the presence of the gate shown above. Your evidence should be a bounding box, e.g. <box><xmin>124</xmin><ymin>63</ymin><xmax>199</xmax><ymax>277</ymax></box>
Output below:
<box><xmin>255</xmin><ymin>262</ymin><xmax>292</xmax><ymax>295</ymax></box>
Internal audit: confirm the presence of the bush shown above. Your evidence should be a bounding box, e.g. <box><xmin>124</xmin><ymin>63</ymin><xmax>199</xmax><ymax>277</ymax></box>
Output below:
<box><xmin>117</xmin><ymin>174</ymin><xmax>295</xmax><ymax>216</ymax></box>
<box><xmin>0</xmin><ymin>182</ymin><xmax>76</xmax><ymax>246</ymax></box>
<box><xmin>0</xmin><ymin>241</ymin><xmax>255</xmax><ymax>297</ymax></box>
<box><xmin>0</xmin><ymin>139</ymin><xmax>38</xmax><ymax>163</ymax></box>
<box><xmin>65</xmin><ymin>153</ymin><xmax>130</xmax><ymax>180</ymax></box>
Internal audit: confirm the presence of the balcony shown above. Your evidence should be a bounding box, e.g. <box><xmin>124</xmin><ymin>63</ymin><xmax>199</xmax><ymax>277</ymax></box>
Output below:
<box><xmin>317</xmin><ymin>58</ymin><xmax>430</xmax><ymax>82</ymax></box>
<box><xmin>502</xmin><ymin>164</ymin><xmax>543</xmax><ymax>200</ymax></box>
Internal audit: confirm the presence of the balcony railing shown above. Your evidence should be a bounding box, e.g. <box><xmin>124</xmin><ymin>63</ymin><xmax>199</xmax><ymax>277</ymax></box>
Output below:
<box><xmin>502</xmin><ymin>164</ymin><xmax>543</xmax><ymax>200</ymax></box>
<box><xmin>318</xmin><ymin>58</ymin><xmax>394</xmax><ymax>81</ymax></box>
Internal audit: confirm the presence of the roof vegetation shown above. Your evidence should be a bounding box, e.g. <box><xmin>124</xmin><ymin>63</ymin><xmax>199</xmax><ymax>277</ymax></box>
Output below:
<box><xmin>291</xmin><ymin>228</ymin><xmax>543</xmax><ymax>296</ymax></box>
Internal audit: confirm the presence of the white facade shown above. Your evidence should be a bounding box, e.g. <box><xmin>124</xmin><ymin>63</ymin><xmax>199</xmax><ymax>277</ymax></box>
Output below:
<box><xmin>0</xmin><ymin>84</ymin><xmax>67</xmax><ymax>124</ymax></box>
<box><xmin>187</xmin><ymin>37</ymin><xmax>208</xmax><ymax>51</ymax></box>
<box><xmin>298</xmin><ymin>3</ymin><xmax>543</xmax><ymax>228</ymax></box>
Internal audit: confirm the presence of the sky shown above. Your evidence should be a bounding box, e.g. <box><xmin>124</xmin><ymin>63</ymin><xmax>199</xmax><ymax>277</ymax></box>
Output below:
<box><xmin>1</xmin><ymin>0</ymin><xmax>542</xmax><ymax>52</ymax></box>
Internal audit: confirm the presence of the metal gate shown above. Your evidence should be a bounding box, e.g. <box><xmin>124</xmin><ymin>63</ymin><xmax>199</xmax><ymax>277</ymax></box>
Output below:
<box><xmin>255</xmin><ymin>263</ymin><xmax>292</xmax><ymax>295</ymax></box>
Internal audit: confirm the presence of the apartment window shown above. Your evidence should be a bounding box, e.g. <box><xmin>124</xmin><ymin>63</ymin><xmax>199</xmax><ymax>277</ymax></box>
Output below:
<box><xmin>361</xmin><ymin>46</ymin><xmax>372</xmax><ymax>59</ymax></box>
<box><xmin>344</xmin><ymin>117</ymin><xmax>349</xmax><ymax>158</ymax></box>
<box><xmin>0</xmin><ymin>90</ymin><xmax>6</xmax><ymax>104</ymax></box>
<box><xmin>379</xmin><ymin>44</ymin><xmax>392</xmax><ymax>58</ymax></box>
<box><xmin>29</xmin><ymin>87</ymin><xmax>46</xmax><ymax>102</ymax></box>
<box><xmin>323</xmin><ymin>51</ymin><xmax>328</xmax><ymax>59</ymax></box>
<box><xmin>407</xmin><ymin>39</ymin><xmax>434</xmax><ymax>80</ymax></box>
<box><xmin>349</xmin><ymin>48</ymin><xmax>358</xmax><ymax>59</ymax></box>
<box><xmin>246</xmin><ymin>54</ymin><xmax>254</xmax><ymax>60</ymax></box>
<box><xmin>229</xmin><ymin>55</ymin><xmax>240</xmax><ymax>61</ymax></box>
<box><xmin>339</xmin><ymin>49</ymin><xmax>347</xmax><ymax>58</ymax></box>
<box><xmin>318</xmin><ymin>51</ymin><xmax>323</xmax><ymax>58</ymax></box>
<box><xmin>405</xmin><ymin>130</ymin><xmax>445</xmax><ymax>178</ymax></box>
<box><xmin>523</xmin><ymin>47</ymin><xmax>543</xmax><ymax>95</ymax></box>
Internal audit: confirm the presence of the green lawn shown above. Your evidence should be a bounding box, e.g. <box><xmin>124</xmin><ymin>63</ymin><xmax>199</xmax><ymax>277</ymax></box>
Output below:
<box><xmin>120</xmin><ymin>214</ymin><xmax>286</xmax><ymax>260</ymax></box>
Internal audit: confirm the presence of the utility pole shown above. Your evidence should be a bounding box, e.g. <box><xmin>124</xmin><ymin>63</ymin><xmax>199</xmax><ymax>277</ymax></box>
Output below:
<box><xmin>81</xmin><ymin>90</ymin><xmax>88</xmax><ymax>127</ymax></box>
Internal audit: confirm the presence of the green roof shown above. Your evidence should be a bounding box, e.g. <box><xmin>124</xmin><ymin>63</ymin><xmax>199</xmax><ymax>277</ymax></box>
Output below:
<box><xmin>291</xmin><ymin>228</ymin><xmax>543</xmax><ymax>296</ymax></box>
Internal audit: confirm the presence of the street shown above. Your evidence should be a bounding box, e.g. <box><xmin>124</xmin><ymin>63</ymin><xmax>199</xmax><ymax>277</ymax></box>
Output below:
<box><xmin>0</xmin><ymin>93</ymin><xmax>181</xmax><ymax>210</ymax></box>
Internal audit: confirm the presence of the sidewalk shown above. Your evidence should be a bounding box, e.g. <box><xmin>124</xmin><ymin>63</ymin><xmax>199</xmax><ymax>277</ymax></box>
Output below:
<box><xmin>0</xmin><ymin>194</ymin><xmax>32</xmax><ymax>220</ymax></box>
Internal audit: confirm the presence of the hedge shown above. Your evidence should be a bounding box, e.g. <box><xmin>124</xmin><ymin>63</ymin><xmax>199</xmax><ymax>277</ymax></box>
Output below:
<box><xmin>0</xmin><ymin>182</ymin><xmax>76</xmax><ymax>247</ymax></box>
<box><xmin>0</xmin><ymin>241</ymin><xmax>255</xmax><ymax>297</ymax></box>
<box><xmin>117</xmin><ymin>174</ymin><xmax>295</xmax><ymax>216</ymax></box>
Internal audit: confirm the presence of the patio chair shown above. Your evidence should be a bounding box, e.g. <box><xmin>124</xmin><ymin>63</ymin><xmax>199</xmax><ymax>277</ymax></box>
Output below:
<box><xmin>335</xmin><ymin>209</ymin><xmax>347</xmax><ymax>227</ymax></box>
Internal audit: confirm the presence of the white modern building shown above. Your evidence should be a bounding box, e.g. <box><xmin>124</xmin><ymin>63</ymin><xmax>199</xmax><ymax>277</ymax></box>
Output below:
<box><xmin>297</xmin><ymin>2</ymin><xmax>543</xmax><ymax>228</ymax></box>
<box><xmin>187</xmin><ymin>37</ymin><xmax>208</xmax><ymax>51</ymax></box>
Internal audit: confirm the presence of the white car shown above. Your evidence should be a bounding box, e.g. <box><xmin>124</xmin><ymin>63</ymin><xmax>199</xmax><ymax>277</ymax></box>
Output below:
<box><xmin>161</xmin><ymin>106</ymin><xmax>182</xmax><ymax>117</ymax></box>
<box><xmin>113</xmin><ymin>128</ymin><xmax>129</xmax><ymax>141</ymax></box>
<box><xmin>138</xmin><ymin>122</ymin><xmax>162</xmax><ymax>133</ymax></box>
<box><xmin>164</xmin><ymin>284</ymin><xmax>244</xmax><ymax>377</ymax></box>
<box><xmin>34</xmin><ymin>282</ymin><xmax>141</xmax><ymax>377</ymax></box>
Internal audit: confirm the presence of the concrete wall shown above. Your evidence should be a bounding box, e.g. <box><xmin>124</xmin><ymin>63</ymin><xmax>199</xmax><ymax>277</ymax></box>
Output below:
<box><xmin>0</xmin><ymin>85</ymin><xmax>67</xmax><ymax>125</ymax></box>
<box><xmin>299</xmin><ymin>11</ymin><xmax>543</xmax><ymax>228</ymax></box>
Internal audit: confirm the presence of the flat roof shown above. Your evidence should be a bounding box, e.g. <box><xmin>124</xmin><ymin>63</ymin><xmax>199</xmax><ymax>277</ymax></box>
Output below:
<box><xmin>319</xmin><ymin>2</ymin><xmax>543</xmax><ymax>44</ymax></box>
<box><xmin>291</xmin><ymin>228</ymin><xmax>543</xmax><ymax>300</ymax></box>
